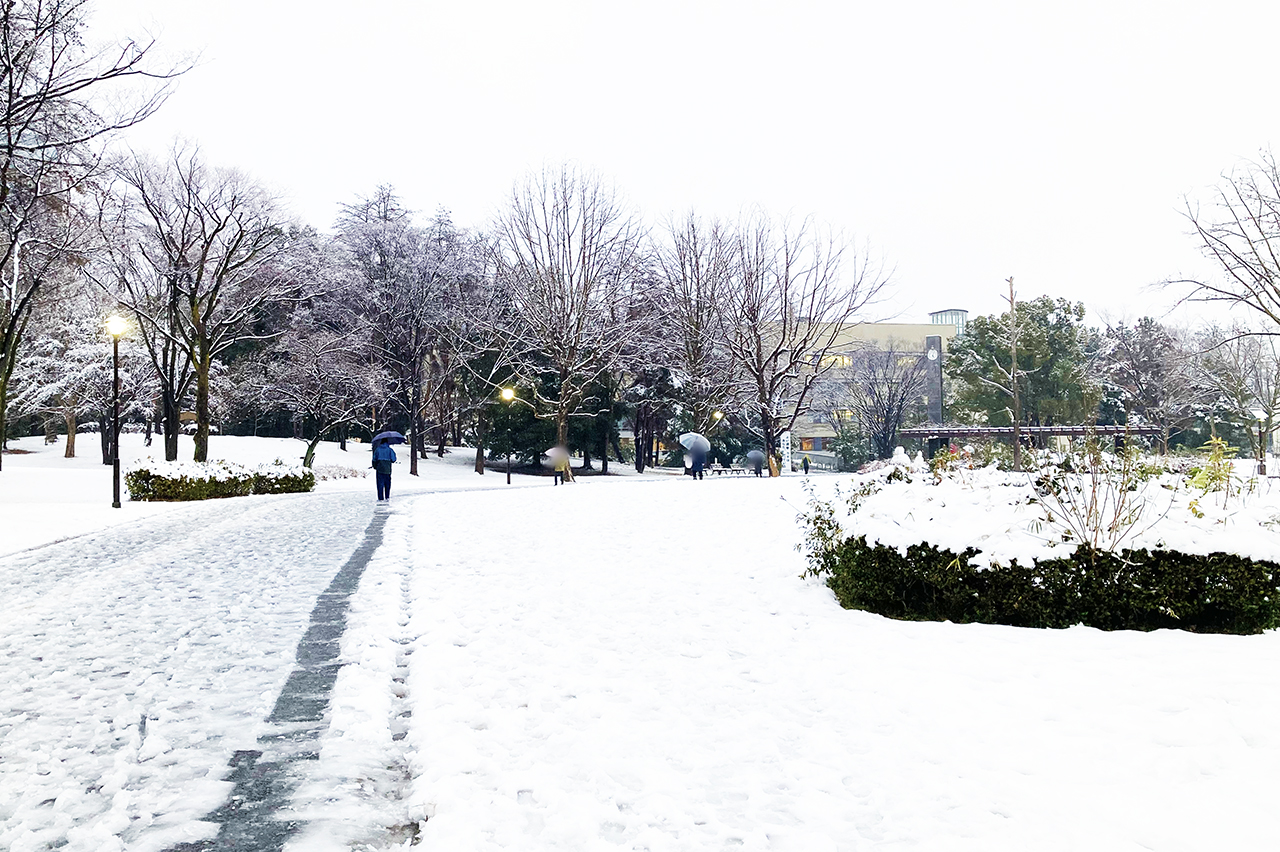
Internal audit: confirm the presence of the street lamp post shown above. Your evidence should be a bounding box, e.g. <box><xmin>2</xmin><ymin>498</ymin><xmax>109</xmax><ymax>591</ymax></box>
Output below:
<box><xmin>105</xmin><ymin>314</ymin><xmax>128</xmax><ymax>508</ymax></box>
<box><xmin>500</xmin><ymin>387</ymin><xmax>515</xmax><ymax>484</ymax></box>
<box><xmin>1252</xmin><ymin>409</ymin><xmax>1268</xmax><ymax>477</ymax></box>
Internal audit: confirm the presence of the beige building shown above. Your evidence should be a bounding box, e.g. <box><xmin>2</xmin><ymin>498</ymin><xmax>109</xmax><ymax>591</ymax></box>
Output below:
<box><xmin>792</xmin><ymin>315</ymin><xmax>964</xmax><ymax>454</ymax></box>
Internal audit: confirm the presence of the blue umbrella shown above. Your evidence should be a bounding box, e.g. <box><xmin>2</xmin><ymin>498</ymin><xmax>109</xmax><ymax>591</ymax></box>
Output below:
<box><xmin>746</xmin><ymin>449</ymin><xmax>766</xmax><ymax>462</ymax></box>
<box><xmin>372</xmin><ymin>430</ymin><xmax>405</xmax><ymax>445</ymax></box>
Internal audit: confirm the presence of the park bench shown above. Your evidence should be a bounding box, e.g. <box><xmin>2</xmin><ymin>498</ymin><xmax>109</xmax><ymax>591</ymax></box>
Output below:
<box><xmin>710</xmin><ymin>465</ymin><xmax>750</xmax><ymax>476</ymax></box>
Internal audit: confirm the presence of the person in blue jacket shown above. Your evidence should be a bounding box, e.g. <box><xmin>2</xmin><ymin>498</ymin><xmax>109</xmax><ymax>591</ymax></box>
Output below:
<box><xmin>691</xmin><ymin>448</ymin><xmax>706</xmax><ymax>480</ymax></box>
<box><xmin>372</xmin><ymin>439</ymin><xmax>396</xmax><ymax>500</ymax></box>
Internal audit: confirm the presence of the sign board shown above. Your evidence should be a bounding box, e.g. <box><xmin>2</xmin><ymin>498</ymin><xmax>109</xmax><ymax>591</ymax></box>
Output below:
<box><xmin>780</xmin><ymin>431</ymin><xmax>792</xmax><ymax>475</ymax></box>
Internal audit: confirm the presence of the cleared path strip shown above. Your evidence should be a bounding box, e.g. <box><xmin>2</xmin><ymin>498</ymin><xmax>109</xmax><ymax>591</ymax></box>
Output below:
<box><xmin>168</xmin><ymin>505</ymin><xmax>391</xmax><ymax>852</ymax></box>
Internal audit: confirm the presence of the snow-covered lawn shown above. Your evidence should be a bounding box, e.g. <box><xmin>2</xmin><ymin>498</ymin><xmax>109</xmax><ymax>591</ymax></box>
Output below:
<box><xmin>0</xmin><ymin>433</ymin><xmax>552</xmax><ymax>558</ymax></box>
<box><xmin>298</xmin><ymin>478</ymin><xmax>1280</xmax><ymax>851</ymax></box>
<box><xmin>2</xmin><ymin>439</ymin><xmax>1278</xmax><ymax>851</ymax></box>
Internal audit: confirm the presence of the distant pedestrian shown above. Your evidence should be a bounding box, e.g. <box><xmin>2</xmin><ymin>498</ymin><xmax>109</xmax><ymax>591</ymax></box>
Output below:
<box><xmin>691</xmin><ymin>448</ymin><xmax>706</xmax><ymax>480</ymax></box>
<box><xmin>372</xmin><ymin>439</ymin><xmax>396</xmax><ymax>500</ymax></box>
<box><xmin>553</xmin><ymin>451</ymin><xmax>569</xmax><ymax>485</ymax></box>
<box><xmin>802</xmin><ymin>454</ymin><xmax>811</xmax><ymax>475</ymax></box>
<box><xmin>752</xmin><ymin>457</ymin><xmax>763</xmax><ymax>477</ymax></box>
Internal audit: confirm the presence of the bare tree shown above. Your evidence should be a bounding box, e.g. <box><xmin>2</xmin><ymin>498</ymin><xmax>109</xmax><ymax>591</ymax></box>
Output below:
<box><xmin>1171</xmin><ymin>150</ymin><xmax>1280</xmax><ymax>325</ymax></box>
<box><xmin>1197</xmin><ymin>323</ymin><xmax>1280</xmax><ymax>457</ymax></box>
<box><xmin>251</xmin><ymin>302</ymin><xmax>382</xmax><ymax>467</ymax></box>
<box><xmin>0</xmin><ymin>0</ymin><xmax>181</xmax><ymax>467</ymax></box>
<box><xmin>721</xmin><ymin>212</ymin><xmax>890</xmax><ymax>471</ymax></box>
<box><xmin>654</xmin><ymin>211</ymin><xmax>738</xmax><ymax>433</ymax></box>
<box><xmin>850</xmin><ymin>341</ymin><xmax>928</xmax><ymax>460</ymax></box>
<box><xmin>105</xmin><ymin>145</ymin><xmax>300</xmax><ymax>461</ymax></box>
<box><xmin>490</xmin><ymin>165</ymin><xmax>646</xmax><ymax>448</ymax></box>
<box><xmin>1099</xmin><ymin>317</ymin><xmax>1203</xmax><ymax>452</ymax></box>
<box><xmin>8</xmin><ymin>280</ymin><xmax>111</xmax><ymax>457</ymax></box>
<box><xmin>339</xmin><ymin>189</ymin><xmax>475</xmax><ymax>475</ymax></box>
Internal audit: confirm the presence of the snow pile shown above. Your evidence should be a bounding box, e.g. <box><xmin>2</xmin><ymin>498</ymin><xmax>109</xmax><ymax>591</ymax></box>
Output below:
<box><xmin>829</xmin><ymin>454</ymin><xmax>1280</xmax><ymax>569</ymax></box>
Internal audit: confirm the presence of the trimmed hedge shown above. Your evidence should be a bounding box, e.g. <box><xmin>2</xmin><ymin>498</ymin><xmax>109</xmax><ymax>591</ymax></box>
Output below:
<box><xmin>251</xmin><ymin>468</ymin><xmax>316</xmax><ymax>494</ymax></box>
<box><xmin>126</xmin><ymin>461</ymin><xmax>315</xmax><ymax>501</ymax></box>
<box><xmin>824</xmin><ymin>536</ymin><xmax>1280</xmax><ymax>635</ymax></box>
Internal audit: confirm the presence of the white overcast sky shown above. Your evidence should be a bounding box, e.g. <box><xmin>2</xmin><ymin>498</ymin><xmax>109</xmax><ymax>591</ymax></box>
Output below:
<box><xmin>90</xmin><ymin>0</ymin><xmax>1280</xmax><ymax>324</ymax></box>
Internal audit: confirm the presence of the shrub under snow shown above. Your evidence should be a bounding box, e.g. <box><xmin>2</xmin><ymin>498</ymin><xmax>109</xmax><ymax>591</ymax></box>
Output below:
<box><xmin>125</xmin><ymin>459</ymin><xmax>316</xmax><ymax>501</ymax></box>
<box><xmin>800</xmin><ymin>446</ymin><xmax>1280</xmax><ymax>634</ymax></box>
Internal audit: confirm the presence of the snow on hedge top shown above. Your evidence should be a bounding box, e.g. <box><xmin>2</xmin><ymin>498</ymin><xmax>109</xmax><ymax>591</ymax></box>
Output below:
<box><xmin>831</xmin><ymin>448</ymin><xmax>1280</xmax><ymax>568</ymax></box>
<box><xmin>126</xmin><ymin>459</ymin><xmax>311</xmax><ymax>480</ymax></box>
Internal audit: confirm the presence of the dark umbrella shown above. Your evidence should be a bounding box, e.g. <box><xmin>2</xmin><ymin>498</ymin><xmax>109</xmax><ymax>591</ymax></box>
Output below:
<box><xmin>372</xmin><ymin>431</ymin><xmax>406</xmax><ymax>445</ymax></box>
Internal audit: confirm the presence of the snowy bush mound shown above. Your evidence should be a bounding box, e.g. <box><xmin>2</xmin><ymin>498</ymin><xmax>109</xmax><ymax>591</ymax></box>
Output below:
<box><xmin>125</xmin><ymin>459</ymin><xmax>316</xmax><ymax>501</ymax></box>
<box><xmin>311</xmin><ymin>463</ymin><xmax>368</xmax><ymax>481</ymax></box>
<box><xmin>800</xmin><ymin>444</ymin><xmax>1280</xmax><ymax>634</ymax></box>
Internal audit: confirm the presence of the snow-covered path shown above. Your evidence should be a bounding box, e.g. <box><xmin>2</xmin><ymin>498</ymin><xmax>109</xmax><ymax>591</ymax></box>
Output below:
<box><xmin>0</xmin><ymin>491</ymin><xmax>376</xmax><ymax>852</ymax></box>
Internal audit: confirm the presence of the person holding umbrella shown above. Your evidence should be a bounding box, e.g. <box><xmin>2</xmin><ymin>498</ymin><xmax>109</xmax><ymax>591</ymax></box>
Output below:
<box><xmin>679</xmin><ymin>432</ymin><xmax>711</xmax><ymax>481</ymax></box>
<box><xmin>371</xmin><ymin>430</ymin><xmax>404</xmax><ymax>501</ymax></box>
<box><xmin>747</xmin><ymin>449</ymin><xmax>766</xmax><ymax>477</ymax></box>
<box><xmin>547</xmin><ymin>445</ymin><xmax>571</xmax><ymax>485</ymax></box>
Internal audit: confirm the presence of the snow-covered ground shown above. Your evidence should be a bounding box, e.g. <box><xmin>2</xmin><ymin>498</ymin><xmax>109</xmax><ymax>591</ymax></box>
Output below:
<box><xmin>3</xmin><ymin>438</ymin><xmax>1278</xmax><ymax>851</ymax></box>
<box><xmin>0</xmin><ymin>433</ymin><xmax>558</xmax><ymax>558</ymax></box>
<box><xmin>0</xmin><ymin>489</ymin><xmax>376</xmax><ymax>851</ymax></box>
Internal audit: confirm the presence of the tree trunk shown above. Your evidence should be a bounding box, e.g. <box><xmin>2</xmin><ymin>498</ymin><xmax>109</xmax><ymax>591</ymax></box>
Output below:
<box><xmin>194</xmin><ymin>349</ymin><xmax>211</xmax><ymax>462</ymax></box>
<box><xmin>556</xmin><ymin>403</ymin><xmax>569</xmax><ymax>448</ymax></box>
<box><xmin>409</xmin><ymin>380</ymin><xmax>420</xmax><ymax>476</ymax></box>
<box><xmin>158</xmin><ymin>386</ymin><xmax>179</xmax><ymax>460</ymax></box>
<box><xmin>64</xmin><ymin>409</ymin><xmax>76</xmax><ymax>458</ymax></box>
<box><xmin>162</xmin><ymin>390</ymin><xmax>180</xmax><ymax>461</ymax></box>
<box><xmin>1009</xmin><ymin>278</ymin><xmax>1022</xmax><ymax>473</ymax></box>
<box><xmin>303</xmin><ymin>433</ymin><xmax>323</xmax><ymax>467</ymax></box>
<box><xmin>761</xmin><ymin>403</ymin><xmax>778</xmax><ymax>476</ymax></box>
<box><xmin>0</xmin><ymin>345</ymin><xmax>17</xmax><ymax>470</ymax></box>
<box><xmin>99</xmin><ymin>416</ymin><xmax>112</xmax><ymax>465</ymax></box>
<box><xmin>634</xmin><ymin>415</ymin><xmax>646</xmax><ymax>473</ymax></box>
<box><xmin>338</xmin><ymin>424</ymin><xmax>347</xmax><ymax>452</ymax></box>
<box><xmin>474</xmin><ymin>412</ymin><xmax>486</xmax><ymax>475</ymax></box>
<box><xmin>597</xmin><ymin>405</ymin><xmax>611</xmax><ymax>475</ymax></box>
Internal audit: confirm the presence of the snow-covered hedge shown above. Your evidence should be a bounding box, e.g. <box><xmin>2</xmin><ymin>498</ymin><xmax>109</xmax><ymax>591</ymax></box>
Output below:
<box><xmin>800</xmin><ymin>446</ymin><xmax>1280</xmax><ymax>635</ymax></box>
<box><xmin>125</xmin><ymin>460</ymin><xmax>315</xmax><ymax>501</ymax></box>
<box><xmin>311</xmin><ymin>463</ymin><xmax>367</xmax><ymax>481</ymax></box>
<box><xmin>814</xmin><ymin>536</ymin><xmax>1280</xmax><ymax>634</ymax></box>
